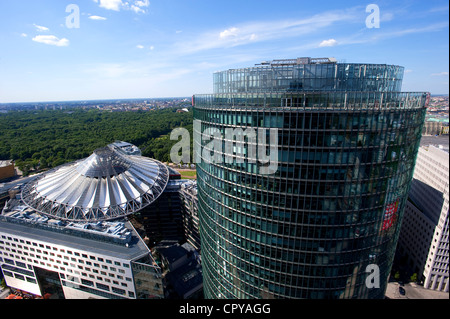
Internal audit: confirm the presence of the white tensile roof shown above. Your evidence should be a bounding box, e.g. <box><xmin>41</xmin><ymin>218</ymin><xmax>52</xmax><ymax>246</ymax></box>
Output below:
<box><xmin>21</xmin><ymin>145</ymin><xmax>169</xmax><ymax>222</ymax></box>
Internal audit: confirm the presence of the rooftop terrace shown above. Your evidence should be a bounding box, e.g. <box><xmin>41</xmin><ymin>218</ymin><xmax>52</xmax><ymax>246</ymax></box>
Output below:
<box><xmin>2</xmin><ymin>198</ymin><xmax>133</xmax><ymax>246</ymax></box>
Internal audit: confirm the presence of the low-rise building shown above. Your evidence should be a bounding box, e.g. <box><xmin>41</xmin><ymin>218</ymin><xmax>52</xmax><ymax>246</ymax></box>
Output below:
<box><xmin>0</xmin><ymin>143</ymin><xmax>169</xmax><ymax>299</ymax></box>
<box><xmin>0</xmin><ymin>202</ymin><xmax>163</xmax><ymax>299</ymax></box>
<box><xmin>0</xmin><ymin>160</ymin><xmax>15</xmax><ymax>181</ymax></box>
<box><xmin>154</xmin><ymin>241</ymin><xmax>202</xmax><ymax>299</ymax></box>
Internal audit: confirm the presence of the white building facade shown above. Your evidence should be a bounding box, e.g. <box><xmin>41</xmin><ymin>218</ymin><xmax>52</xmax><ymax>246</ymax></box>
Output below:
<box><xmin>0</xmin><ymin>143</ymin><xmax>169</xmax><ymax>299</ymax></box>
<box><xmin>0</xmin><ymin>208</ymin><xmax>163</xmax><ymax>299</ymax></box>
<box><xmin>398</xmin><ymin>145</ymin><xmax>449</xmax><ymax>292</ymax></box>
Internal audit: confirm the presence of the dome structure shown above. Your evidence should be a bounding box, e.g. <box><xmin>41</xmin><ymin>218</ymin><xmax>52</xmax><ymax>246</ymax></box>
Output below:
<box><xmin>21</xmin><ymin>145</ymin><xmax>169</xmax><ymax>222</ymax></box>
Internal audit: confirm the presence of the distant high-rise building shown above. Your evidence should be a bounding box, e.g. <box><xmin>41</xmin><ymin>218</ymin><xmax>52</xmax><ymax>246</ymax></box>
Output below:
<box><xmin>397</xmin><ymin>144</ymin><xmax>449</xmax><ymax>292</ymax></box>
<box><xmin>193</xmin><ymin>57</ymin><xmax>429</xmax><ymax>299</ymax></box>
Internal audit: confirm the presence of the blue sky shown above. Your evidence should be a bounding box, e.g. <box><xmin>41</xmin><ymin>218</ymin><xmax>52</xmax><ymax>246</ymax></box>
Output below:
<box><xmin>0</xmin><ymin>0</ymin><xmax>448</xmax><ymax>103</ymax></box>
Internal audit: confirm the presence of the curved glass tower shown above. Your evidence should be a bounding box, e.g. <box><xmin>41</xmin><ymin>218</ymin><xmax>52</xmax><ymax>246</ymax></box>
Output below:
<box><xmin>193</xmin><ymin>57</ymin><xmax>429</xmax><ymax>299</ymax></box>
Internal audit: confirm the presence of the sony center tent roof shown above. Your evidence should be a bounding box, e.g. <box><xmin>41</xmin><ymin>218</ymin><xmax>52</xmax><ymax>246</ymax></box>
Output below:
<box><xmin>21</xmin><ymin>145</ymin><xmax>169</xmax><ymax>222</ymax></box>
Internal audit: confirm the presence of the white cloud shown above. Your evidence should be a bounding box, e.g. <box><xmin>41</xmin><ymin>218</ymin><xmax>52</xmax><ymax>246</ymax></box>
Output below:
<box><xmin>89</xmin><ymin>15</ymin><xmax>107</xmax><ymax>20</ymax></box>
<box><xmin>431</xmin><ymin>72</ymin><xmax>449</xmax><ymax>76</ymax></box>
<box><xmin>404</xmin><ymin>69</ymin><xmax>413</xmax><ymax>74</ymax></box>
<box><xmin>249</xmin><ymin>34</ymin><xmax>257</xmax><ymax>41</ymax></box>
<box><xmin>367</xmin><ymin>22</ymin><xmax>449</xmax><ymax>42</ymax></box>
<box><xmin>32</xmin><ymin>35</ymin><xmax>69</xmax><ymax>47</ymax></box>
<box><xmin>93</xmin><ymin>0</ymin><xmax>149</xmax><ymax>13</ymax></box>
<box><xmin>131</xmin><ymin>0</ymin><xmax>150</xmax><ymax>13</ymax></box>
<box><xmin>220</xmin><ymin>27</ymin><xmax>240</xmax><ymax>39</ymax></box>
<box><xmin>135</xmin><ymin>0</ymin><xmax>150</xmax><ymax>7</ymax></box>
<box><xmin>130</xmin><ymin>5</ymin><xmax>145</xmax><ymax>13</ymax></box>
<box><xmin>319</xmin><ymin>38</ymin><xmax>338</xmax><ymax>47</ymax></box>
<box><xmin>21</xmin><ymin>33</ymin><xmax>28</xmax><ymax>37</ymax></box>
<box><xmin>381</xmin><ymin>12</ymin><xmax>394</xmax><ymax>22</ymax></box>
<box><xmin>429</xmin><ymin>5</ymin><xmax>449</xmax><ymax>13</ymax></box>
<box><xmin>174</xmin><ymin>9</ymin><xmax>357</xmax><ymax>54</ymax></box>
<box><xmin>136</xmin><ymin>44</ymin><xmax>154</xmax><ymax>50</ymax></box>
<box><xmin>219</xmin><ymin>27</ymin><xmax>256</xmax><ymax>43</ymax></box>
<box><xmin>86</xmin><ymin>63</ymin><xmax>130</xmax><ymax>78</ymax></box>
<box><xmin>326</xmin><ymin>22</ymin><xmax>449</xmax><ymax>48</ymax></box>
<box><xmin>93</xmin><ymin>0</ymin><xmax>123</xmax><ymax>11</ymax></box>
<box><xmin>84</xmin><ymin>62</ymin><xmax>157</xmax><ymax>79</ymax></box>
<box><xmin>33</xmin><ymin>24</ymin><xmax>49</xmax><ymax>32</ymax></box>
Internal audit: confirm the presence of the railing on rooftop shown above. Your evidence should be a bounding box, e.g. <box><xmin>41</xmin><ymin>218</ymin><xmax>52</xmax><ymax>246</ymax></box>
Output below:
<box><xmin>0</xmin><ymin>213</ymin><xmax>132</xmax><ymax>246</ymax></box>
<box><xmin>193</xmin><ymin>92</ymin><xmax>430</xmax><ymax>111</ymax></box>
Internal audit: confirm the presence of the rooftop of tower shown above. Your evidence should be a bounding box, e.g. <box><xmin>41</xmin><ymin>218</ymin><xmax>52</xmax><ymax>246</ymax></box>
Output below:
<box><xmin>210</xmin><ymin>57</ymin><xmax>408</xmax><ymax>95</ymax></box>
<box><xmin>218</xmin><ymin>57</ymin><xmax>403</xmax><ymax>72</ymax></box>
<box><xmin>255</xmin><ymin>57</ymin><xmax>338</xmax><ymax>66</ymax></box>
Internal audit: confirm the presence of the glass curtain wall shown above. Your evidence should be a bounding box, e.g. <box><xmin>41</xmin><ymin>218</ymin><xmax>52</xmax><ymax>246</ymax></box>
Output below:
<box><xmin>194</xmin><ymin>58</ymin><xmax>428</xmax><ymax>299</ymax></box>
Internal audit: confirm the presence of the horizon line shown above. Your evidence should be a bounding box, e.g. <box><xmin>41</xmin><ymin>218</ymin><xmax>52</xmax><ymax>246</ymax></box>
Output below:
<box><xmin>1</xmin><ymin>94</ymin><xmax>449</xmax><ymax>106</ymax></box>
<box><xmin>0</xmin><ymin>96</ymin><xmax>193</xmax><ymax>105</ymax></box>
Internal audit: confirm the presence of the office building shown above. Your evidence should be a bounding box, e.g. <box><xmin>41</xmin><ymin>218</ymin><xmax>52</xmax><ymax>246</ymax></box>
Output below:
<box><xmin>135</xmin><ymin>178</ymin><xmax>185</xmax><ymax>244</ymax></box>
<box><xmin>193</xmin><ymin>57</ymin><xmax>429</xmax><ymax>299</ymax></box>
<box><xmin>0</xmin><ymin>143</ymin><xmax>169</xmax><ymax>299</ymax></box>
<box><xmin>397</xmin><ymin>144</ymin><xmax>449</xmax><ymax>292</ymax></box>
<box><xmin>0</xmin><ymin>160</ymin><xmax>15</xmax><ymax>181</ymax></box>
<box><xmin>180</xmin><ymin>180</ymin><xmax>200</xmax><ymax>251</ymax></box>
<box><xmin>154</xmin><ymin>241</ymin><xmax>203</xmax><ymax>299</ymax></box>
<box><xmin>423</xmin><ymin>121</ymin><xmax>449</xmax><ymax>136</ymax></box>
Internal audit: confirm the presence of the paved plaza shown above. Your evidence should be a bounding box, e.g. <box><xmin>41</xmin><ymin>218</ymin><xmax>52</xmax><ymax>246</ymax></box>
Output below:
<box><xmin>385</xmin><ymin>282</ymin><xmax>449</xmax><ymax>299</ymax></box>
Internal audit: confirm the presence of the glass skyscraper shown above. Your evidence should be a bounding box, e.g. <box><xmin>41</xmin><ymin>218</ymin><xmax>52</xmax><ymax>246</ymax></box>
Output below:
<box><xmin>193</xmin><ymin>57</ymin><xmax>429</xmax><ymax>299</ymax></box>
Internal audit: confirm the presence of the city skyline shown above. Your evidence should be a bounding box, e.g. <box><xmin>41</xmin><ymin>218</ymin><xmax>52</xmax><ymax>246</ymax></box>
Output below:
<box><xmin>0</xmin><ymin>0</ymin><xmax>448</xmax><ymax>103</ymax></box>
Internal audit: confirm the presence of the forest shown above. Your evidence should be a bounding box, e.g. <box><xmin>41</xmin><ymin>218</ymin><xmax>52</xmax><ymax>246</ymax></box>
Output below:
<box><xmin>0</xmin><ymin>108</ymin><xmax>193</xmax><ymax>175</ymax></box>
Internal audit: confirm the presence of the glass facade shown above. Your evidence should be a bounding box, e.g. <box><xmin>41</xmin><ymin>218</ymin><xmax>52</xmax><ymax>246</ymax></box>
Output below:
<box><xmin>193</xmin><ymin>58</ymin><xmax>429</xmax><ymax>299</ymax></box>
<box><xmin>213</xmin><ymin>58</ymin><xmax>404</xmax><ymax>94</ymax></box>
<box><xmin>132</xmin><ymin>256</ymin><xmax>164</xmax><ymax>299</ymax></box>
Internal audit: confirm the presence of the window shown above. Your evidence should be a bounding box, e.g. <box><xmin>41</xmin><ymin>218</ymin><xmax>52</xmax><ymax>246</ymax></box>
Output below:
<box><xmin>112</xmin><ymin>287</ymin><xmax>126</xmax><ymax>295</ymax></box>
<box><xmin>14</xmin><ymin>274</ymin><xmax>25</xmax><ymax>281</ymax></box>
<box><xmin>81</xmin><ymin>279</ymin><xmax>94</xmax><ymax>287</ymax></box>
<box><xmin>96</xmin><ymin>283</ymin><xmax>110</xmax><ymax>291</ymax></box>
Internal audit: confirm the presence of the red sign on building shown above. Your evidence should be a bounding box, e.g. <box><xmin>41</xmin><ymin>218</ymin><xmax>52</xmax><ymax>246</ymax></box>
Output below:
<box><xmin>382</xmin><ymin>199</ymin><xmax>399</xmax><ymax>230</ymax></box>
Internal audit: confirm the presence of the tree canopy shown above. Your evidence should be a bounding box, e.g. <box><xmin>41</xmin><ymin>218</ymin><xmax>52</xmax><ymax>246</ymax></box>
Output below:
<box><xmin>0</xmin><ymin>108</ymin><xmax>193</xmax><ymax>175</ymax></box>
